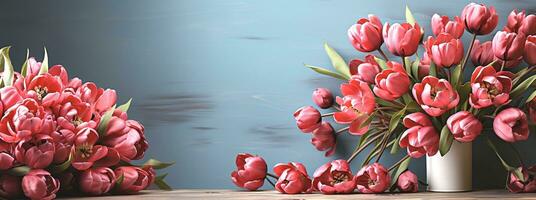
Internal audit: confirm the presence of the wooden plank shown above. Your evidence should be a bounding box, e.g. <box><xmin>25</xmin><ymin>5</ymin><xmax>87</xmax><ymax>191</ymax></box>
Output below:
<box><xmin>61</xmin><ymin>189</ymin><xmax>536</xmax><ymax>200</ymax></box>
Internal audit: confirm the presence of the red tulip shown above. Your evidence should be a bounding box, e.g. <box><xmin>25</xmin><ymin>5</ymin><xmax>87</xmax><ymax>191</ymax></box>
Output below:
<box><xmin>525</xmin><ymin>35</ymin><xmax>536</xmax><ymax>66</ymax></box>
<box><xmin>504</xmin><ymin>10</ymin><xmax>536</xmax><ymax>35</ymax></box>
<box><xmin>383</xmin><ymin>22</ymin><xmax>422</xmax><ymax>56</ymax></box>
<box><xmin>94</xmin><ymin>89</ymin><xmax>117</xmax><ymax>114</ymax></box>
<box><xmin>79</xmin><ymin>167</ymin><xmax>116</xmax><ymax>195</ymax></box>
<box><xmin>312</xmin><ymin>88</ymin><xmax>334</xmax><ymax>109</ymax></box>
<box><xmin>273</xmin><ymin>162</ymin><xmax>312</xmax><ymax>194</ymax></box>
<box><xmin>417</xmin><ymin>52</ymin><xmax>431</xmax><ymax>79</ymax></box>
<box><xmin>447</xmin><ymin>111</ymin><xmax>483</xmax><ymax>143</ymax></box>
<box><xmin>71</xmin><ymin>128</ymin><xmax>120</xmax><ymax>170</ymax></box>
<box><xmin>397</xmin><ymin>170</ymin><xmax>418</xmax><ymax>192</ymax></box>
<box><xmin>492</xmin><ymin>31</ymin><xmax>526</xmax><ymax>62</ymax></box>
<box><xmin>0</xmin><ymin>98</ymin><xmax>47</xmax><ymax>143</ymax></box>
<box><xmin>0</xmin><ymin>86</ymin><xmax>23</xmax><ymax>114</ymax></box>
<box><xmin>470</xmin><ymin>40</ymin><xmax>494</xmax><ymax>66</ymax></box>
<box><xmin>400</xmin><ymin>112</ymin><xmax>439</xmax><ymax>158</ymax></box>
<box><xmin>493</xmin><ymin>108</ymin><xmax>529</xmax><ymax>143</ymax></box>
<box><xmin>334</xmin><ymin>79</ymin><xmax>375</xmax><ymax>135</ymax></box>
<box><xmin>0</xmin><ymin>174</ymin><xmax>22</xmax><ymax>198</ymax></box>
<box><xmin>348</xmin><ymin>15</ymin><xmax>383</xmax><ymax>52</ymax></box>
<box><xmin>49</xmin><ymin>65</ymin><xmax>70</xmax><ymax>86</ymax></box>
<box><xmin>22</xmin><ymin>169</ymin><xmax>60</xmax><ymax>200</ymax></box>
<box><xmin>469</xmin><ymin>66</ymin><xmax>512</xmax><ymax>109</ymax></box>
<box><xmin>0</xmin><ymin>152</ymin><xmax>14</xmax><ymax>170</ymax></box>
<box><xmin>461</xmin><ymin>3</ymin><xmax>498</xmax><ymax>35</ymax></box>
<box><xmin>293</xmin><ymin>106</ymin><xmax>321</xmax><ymax>133</ymax></box>
<box><xmin>26</xmin><ymin>74</ymin><xmax>62</xmax><ymax>106</ymax></box>
<box><xmin>412</xmin><ymin>76</ymin><xmax>459</xmax><ymax>117</ymax></box>
<box><xmin>102</xmin><ymin>119</ymin><xmax>148</xmax><ymax>162</ymax></box>
<box><xmin>313</xmin><ymin>160</ymin><xmax>356</xmax><ymax>194</ymax></box>
<box><xmin>431</xmin><ymin>14</ymin><xmax>464</xmax><ymax>38</ymax></box>
<box><xmin>231</xmin><ymin>153</ymin><xmax>267</xmax><ymax>191</ymax></box>
<box><xmin>424</xmin><ymin>33</ymin><xmax>464</xmax><ymax>68</ymax></box>
<box><xmin>311</xmin><ymin>122</ymin><xmax>336</xmax><ymax>157</ymax></box>
<box><xmin>14</xmin><ymin>134</ymin><xmax>55</xmax><ymax>169</ymax></box>
<box><xmin>114</xmin><ymin>166</ymin><xmax>151</xmax><ymax>193</ymax></box>
<box><xmin>349</xmin><ymin>55</ymin><xmax>380</xmax><ymax>84</ymax></box>
<box><xmin>507</xmin><ymin>166</ymin><xmax>536</xmax><ymax>193</ymax></box>
<box><xmin>373</xmin><ymin>61</ymin><xmax>410</xmax><ymax>101</ymax></box>
<box><xmin>520</xmin><ymin>14</ymin><xmax>536</xmax><ymax>35</ymax></box>
<box><xmin>355</xmin><ymin>163</ymin><xmax>390</xmax><ymax>193</ymax></box>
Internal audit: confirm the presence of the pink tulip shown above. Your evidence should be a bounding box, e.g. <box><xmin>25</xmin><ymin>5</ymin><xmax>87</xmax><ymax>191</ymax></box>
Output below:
<box><xmin>49</xmin><ymin>65</ymin><xmax>70</xmax><ymax>86</ymax></box>
<box><xmin>94</xmin><ymin>89</ymin><xmax>117</xmax><ymax>114</ymax></box>
<box><xmin>313</xmin><ymin>160</ymin><xmax>356</xmax><ymax>194</ymax></box>
<box><xmin>397</xmin><ymin>170</ymin><xmax>418</xmax><ymax>192</ymax></box>
<box><xmin>461</xmin><ymin>3</ymin><xmax>498</xmax><ymax>35</ymax></box>
<box><xmin>348</xmin><ymin>15</ymin><xmax>383</xmax><ymax>52</ymax></box>
<box><xmin>71</xmin><ymin>128</ymin><xmax>120</xmax><ymax>170</ymax></box>
<box><xmin>0</xmin><ymin>98</ymin><xmax>46</xmax><ymax>143</ymax></box>
<box><xmin>400</xmin><ymin>112</ymin><xmax>439</xmax><ymax>158</ymax></box>
<box><xmin>231</xmin><ymin>153</ymin><xmax>267</xmax><ymax>191</ymax></box>
<box><xmin>469</xmin><ymin>66</ymin><xmax>512</xmax><ymax>109</ymax></box>
<box><xmin>14</xmin><ymin>135</ymin><xmax>55</xmax><ymax>169</ymax></box>
<box><xmin>431</xmin><ymin>14</ymin><xmax>464</xmax><ymax>38</ymax></box>
<box><xmin>79</xmin><ymin>167</ymin><xmax>116</xmax><ymax>195</ymax></box>
<box><xmin>383</xmin><ymin>22</ymin><xmax>422</xmax><ymax>56</ymax></box>
<box><xmin>413</xmin><ymin>76</ymin><xmax>459</xmax><ymax>116</ymax></box>
<box><xmin>114</xmin><ymin>166</ymin><xmax>151</xmax><ymax>193</ymax></box>
<box><xmin>424</xmin><ymin>33</ymin><xmax>464</xmax><ymax>68</ymax></box>
<box><xmin>447</xmin><ymin>111</ymin><xmax>483</xmax><ymax>143</ymax></box>
<box><xmin>355</xmin><ymin>163</ymin><xmax>390</xmax><ymax>193</ymax></box>
<box><xmin>142</xmin><ymin>165</ymin><xmax>156</xmax><ymax>186</ymax></box>
<box><xmin>0</xmin><ymin>152</ymin><xmax>14</xmax><ymax>170</ymax></box>
<box><xmin>22</xmin><ymin>169</ymin><xmax>60</xmax><ymax>200</ymax></box>
<box><xmin>373</xmin><ymin>61</ymin><xmax>410</xmax><ymax>101</ymax></box>
<box><xmin>311</xmin><ymin>122</ymin><xmax>336</xmax><ymax>157</ymax></box>
<box><xmin>312</xmin><ymin>88</ymin><xmax>334</xmax><ymax>109</ymax></box>
<box><xmin>492</xmin><ymin>31</ymin><xmax>526</xmax><ymax>62</ymax></box>
<box><xmin>334</xmin><ymin>79</ymin><xmax>375</xmax><ymax>135</ymax></box>
<box><xmin>273</xmin><ymin>162</ymin><xmax>312</xmax><ymax>194</ymax></box>
<box><xmin>0</xmin><ymin>174</ymin><xmax>22</xmax><ymax>198</ymax></box>
<box><xmin>76</xmin><ymin>82</ymin><xmax>100</xmax><ymax>104</ymax></box>
<box><xmin>417</xmin><ymin>52</ymin><xmax>431</xmax><ymax>79</ymax></box>
<box><xmin>349</xmin><ymin>55</ymin><xmax>380</xmax><ymax>84</ymax></box>
<box><xmin>507</xmin><ymin>166</ymin><xmax>536</xmax><ymax>193</ymax></box>
<box><xmin>520</xmin><ymin>14</ymin><xmax>536</xmax><ymax>35</ymax></box>
<box><xmin>293</xmin><ymin>106</ymin><xmax>321</xmax><ymax>133</ymax></box>
<box><xmin>525</xmin><ymin>36</ymin><xmax>536</xmax><ymax>66</ymax></box>
<box><xmin>504</xmin><ymin>10</ymin><xmax>536</xmax><ymax>35</ymax></box>
<box><xmin>470</xmin><ymin>40</ymin><xmax>494</xmax><ymax>66</ymax></box>
<box><xmin>493</xmin><ymin>108</ymin><xmax>529</xmax><ymax>143</ymax></box>
<box><xmin>53</xmin><ymin>93</ymin><xmax>93</xmax><ymax>131</ymax></box>
<box><xmin>102</xmin><ymin>119</ymin><xmax>148</xmax><ymax>162</ymax></box>
<box><xmin>0</xmin><ymin>86</ymin><xmax>23</xmax><ymax>114</ymax></box>
<box><xmin>26</xmin><ymin>74</ymin><xmax>62</xmax><ymax>106</ymax></box>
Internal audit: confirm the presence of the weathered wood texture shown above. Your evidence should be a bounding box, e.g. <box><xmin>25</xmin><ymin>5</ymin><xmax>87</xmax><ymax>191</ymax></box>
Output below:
<box><xmin>62</xmin><ymin>190</ymin><xmax>536</xmax><ymax>200</ymax></box>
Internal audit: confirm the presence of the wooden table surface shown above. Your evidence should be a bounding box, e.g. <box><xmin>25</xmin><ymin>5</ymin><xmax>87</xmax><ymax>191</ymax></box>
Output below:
<box><xmin>61</xmin><ymin>189</ymin><xmax>536</xmax><ymax>199</ymax></box>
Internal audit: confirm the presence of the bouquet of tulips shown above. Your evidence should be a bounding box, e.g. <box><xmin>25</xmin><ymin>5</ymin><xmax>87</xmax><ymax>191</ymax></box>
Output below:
<box><xmin>0</xmin><ymin>47</ymin><xmax>173</xmax><ymax>199</ymax></box>
<box><xmin>232</xmin><ymin>3</ymin><xmax>536</xmax><ymax>194</ymax></box>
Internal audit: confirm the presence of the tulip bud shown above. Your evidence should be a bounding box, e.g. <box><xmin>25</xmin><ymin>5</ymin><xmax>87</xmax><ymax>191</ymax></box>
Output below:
<box><xmin>348</xmin><ymin>15</ymin><xmax>383</xmax><ymax>52</ymax></box>
<box><xmin>349</xmin><ymin>55</ymin><xmax>380</xmax><ymax>84</ymax></box>
<box><xmin>311</xmin><ymin>122</ymin><xmax>336</xmax><ymax>157</ymax></box>
<box><xmin>431</xmin><ymin>14</ymin><xmax>464</xmax><ymax>38</ymax></box>
<box><xmin>461</xmin><ymin>3</ymin><xmax>498</xmax><ymax>35</ymax></box>
<box><xmin>525</xmin><ymin>36</ymin><xmax>536</xmax><ymax>66</ymax></box>
<box><xmin>115</xmin><ymin>166</ymin><xmax>151</xmax><ymax>193</ymax></box>
<box><xmin>22</xmin><ymin>169</ymin><xmax>60</xmax><ymax>200</ymax></box>
<box><xmin>470</xmin><ymin>40</ymin><xmax>494</xmax><ymax>66</ymax></box>
<box><xmin>373</xmin><ymin>61</ymin><xmax>410</xmax><ymax>101</ymax></box>
<box><xmin>383</xmin><ymin>22</ymin><xmax>422</xmax><ymax>56</ymax></box>
<box><xmin>230</xmin><ymin>153</ymin><xmax>267</xmax><ymax>191</ymax></box>
<box><xmin>79</xmin><ymin>167</ymin><xmax>116</xmax><ymax>195</ymax></box>
<box><xmin>397</xmin><ymin>170</ymin><xmax>419</xmax><ymax>193</ymax></box>
<box><xmin>447</xmin><ymin>111</ymin><xmax>483</xmax><ymax>143</ymax></box>
<box><xmin>493</xmin><ymin>108</ymin><xmax>529</xmax><ymax>143</ymax></box>
<box><xmin>492</xmin><ymin>31</ymin><xmax>526</xmax><ymax>62</ymax></box>
<box><xmin>312</xmin><ymin>88</ymin><xmax>334</xmax><ymax>109</ymax></box>
<box><xmin>355</xmin><ymin>163</ymin><xmax>391</xmax><ymax>193</ymax></box>
<box><xmin>424</xmin><ymin>33</ymin><xmax>464</xmax><ymax>68</ymax></box>
<box><xmin>293</xmin><ymin>106</ymin><xmax>321</xmax><ymax>133</ymax></box>
<box><xmin>507</xmin><ymin>166</ymin><xmax>536</xmax><ymax>193</ymax></box>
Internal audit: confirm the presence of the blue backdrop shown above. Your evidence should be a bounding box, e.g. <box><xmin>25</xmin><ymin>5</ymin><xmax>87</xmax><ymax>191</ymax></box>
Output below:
<box><xmin>0</xmin><ymin>0</ymin><xmax>534</xmax><ymax>189</ymax></box>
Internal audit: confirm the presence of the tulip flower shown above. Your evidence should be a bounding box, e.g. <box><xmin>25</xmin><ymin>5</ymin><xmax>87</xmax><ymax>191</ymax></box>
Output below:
<box><xmin>293</xmin><ymin>106</ymin><xmax>321</xmax><ymax>133</ymax></box>
<box><xmin>114</xmin><ymin>166</ymin><xmax>151</xmax><ymax>193</ymax></box>
<box><xmin>424</xmin><ymin>33</ymin><xmax>464</xmax><ymax>68</ymax></box>
<box><xmin>461</xmin><ymin>3</ymin><xmax>498</xmax><ymax>35</ymax></box>
<box><xmin>94</xmin><ymin>89</ymin><xmax>117</xmax><ymax>114</ymax></box>
<box><xmin>0</xmin><ymin>152</ymin><xmax>14</xmax><ymax>170</ymax></box>
<box><xmin>273</xmin><ymin>162</ymin><xmax>312</xmax><ymax>194</ymax></box>
<box><xmin>493</xmin><ymin>108</ymin><xmax>529</xmax><ymax>143</ymax></box>
<box><xmin>72</xmin><ymin>128</ymin><xmax>120</xmax><ymax>170</ymax></box>
<box><xmin>78</xmin><ymin>167</ymin><xmax>116</xmax><ymax>195</ymax></box>
<box><xmin>504</xmin><ymin>10</ymin><xmax>536</xmax><ymax>35</ymax></box>
<box><xmin>312</xmin><ymin>88</ymin><xmax>334</xmax><ymax>109</ymax></box>
<box><xmin>412</xmin><ymin>76</ymin><xmax>459</xmax><ymax>116</ymax></box>
<box><xmin>383</xmin><ymin>22</ymin><xmax>422</xmax><ymax>56</ymax></box>
<box><xmin>373</xmin><ymin>61</ymin><xmax>410</xmax><ymax>101</ymax></box>
<box><xmin>431</xmin><ymin>14</ymin><xmax>464</xmax><ymax>38</ymax></box>
<box><xmin>355</xmin><ymin>163</ymin><xmax>391</xmax><ymax>193</ymax></box>
<box><xmin>0</xmin><ymin>98</ymin><xmax>47</xmax><ymax>143</ymax></box>
<box><xmin>417</xmin><ymin>52</ymin><xmax>431</xmax><ymax>79</ymax></box>
<box><xmin>313</xmin><ymin>160</ymin><xmax>356</xmax><ymax>194</ymax></box>
<box><xmin>397</xmin><ymin>170</ymin><xmax>418</xmax><ymax>192</ymax></box>
<box><xmin>400</xmin><ymin>112</ymin><xmax>439</xmax><ymax>158</ymax></box>
<box><xmin>447</xmin><ymin>111</ymin><xmax>483</xmax><ymax>143</ymax></box>
<box><xmin>231</xmin><ymin>153</ymin><xmax>267</xmax><ymax>191</ymax></box>
<box><xmin>14</xmin><ymin>135</ymin><xmax>55</xmax><ymax>169</ymax></box>
<box><xmin>102</xmin><ymin>119</ymin><xmax>148</xmax><ymax>162</ymax></box>
<box><xmin>525</xmin><ymin>35</ymin><xmax>536</xmax><ymax>66</ymax></box>
<box><xmin>507</xmin><ymin>166</ymin><xmax>536</xmax><ymax>193</ymax></box>
<box><xmin>311</xmin><ymin>122</ymin><xmax>336</xmax><ymax>157</ymax></box>
<box><xmin>470</xmin><ymin>40</ymin><xmax>494</xmax><ymax>66</ymax></box>
<box><xmin>22</xmin><ymin>169</ymin><xmax>60</xmax><ymax>200</ymax></box>
<box><xmin>348</xmin><ymin>15</ymin><xmax>383</xmax><ymax>52</ymax></box>
<box><xmin>349</xmin><ymin>55</ymin><xmax>380</xmax><ymax>84</ymax></box>
<box><xmin>520</xmin><ymin>14</ymin><xmax>536</xmax><ymax>35</ymax></box>
<box><xmin>334</xmin><ymin>79</ymin><xmax>375</xmax><ymax>135</ymax></box>
<box><xmin>469</xmin><ymin>66</ymin><xmax>512</xmax><ymax>109</ymax></box>
<box><xmin>0</xmin><ymin>174</ymin><xmax>22</xmax><ymax>199</ymax></box>
<box><xmin>0</xmin><ymin>86</ymin><xmax>23</xmax><ymax>114</ymax></box>
<box><xmin>492</xmin><ymin>31</ymin><xmax>526</xmax><ymax>63</ymax></box>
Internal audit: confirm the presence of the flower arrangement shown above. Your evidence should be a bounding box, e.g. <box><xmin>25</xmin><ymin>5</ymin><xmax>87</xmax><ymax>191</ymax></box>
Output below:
<box><xmin>232</xmin><ymin>3</ymin><xmax>536</xmax><ymax>194</ymax></box>
<box><xmin>0</xmin><ymin>47</ymin><xmax>173</xmax><ymax>199</ymax></box>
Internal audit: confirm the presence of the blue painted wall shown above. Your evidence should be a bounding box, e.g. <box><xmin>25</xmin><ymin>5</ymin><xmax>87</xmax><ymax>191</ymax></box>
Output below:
<box><xmin>0</xmin><ymin>0</ymin><xmax>534</xmax><ymax>189</ymax></box>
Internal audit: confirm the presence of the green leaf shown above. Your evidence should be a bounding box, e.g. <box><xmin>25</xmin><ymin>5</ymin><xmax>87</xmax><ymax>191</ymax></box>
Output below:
<box><xmin>439</xmin><ymin>125</ymin><xmax>454</xmax><ymax>156</ymax></box>
<box><xmin>511</xmin><ymin>75</ymin><xmax>536</xmax><ymax>99</ymax></box>
<box><xmin>143</xmin><ymin>159</ymin><xmax>175</xmax><ymax>170</ymax></box>
<box><xmin>405</xmin><ymin>5</ymin><xmax>417</xmax><ymax>25</ymax></box>
<box><xmin>97</xmin><ymin>105</ymin><xmax>116</xmax><ymax>136</ymax></box>
<box><xmin>485</xmin><ymin>137</ymin><xmax>520</xmax><ymax>180</ymax></box>
<box><xmin>324</xmin><ymin>43</ymin><xmax>351</xmax><ymax>79</ymax></box>
<box><xmin>389</xmin><ymin>107</ymin><xmax>406</xmax><ymax>133</ymax></box>
<box><xmin>356</xmin><ymin>130</ymin><xmax>373</xmax><ymax>150</ymax></box>
<box><xmin>39</xmin><ymin>47</ymin><xmax>48</xmax><ymax>75</ymax></box>
<box><xmin>375</xmin><ymin>97</ymin><xmax>399</xmax><ymax>108</ymax></box>
<box><xmin>21</xmin><ymin>49</ymin><xmax>30</xmax><ymax>77</ymax></box>
<box><xmin>116</xmin><ymin>172</ymin><xmax>125</xmax><ymax>187</ymax></box>
<box><xmin>374</xmin><ymin>56</ymin><xmax>388</xmax><ymax>70</ymax></box>
<box><xmin>512</xmin><ymin>167</ymin><xmax>526</xmax><ymax>183</ymax></box>
<box><xmin>117</xmin><ymin>98</ymin><xmax>132</xmax><ymax>113</ymax></box>
<box><xmin>48</xmin><ymin>154</ymin><xmax>72</xmax><ymax>174</ymax></box>
<box><xmin>429</xmin><ymin>62</ymin><xmax>437</xmax><ymax>77</ymax></box>
<box><xmin>527</xmin><ymin>90</ymin><xmax>536</xmax><ymax>103</ymax></box>
<box><xmin>305</xmin><ymin>64</ymin><xmax>349</xmax><ymax>80</ymax></box>
<box><xmin>8</xmin><ymin>166</ymin><xmax>30</xmax><ymax>176</ymax></box>
<box><xmin>358</xmin><ymin>114</ymin><xmax>375</xmax><ymax>130</ymax></box>
<box><xmin>2</xmin><ymin>52</ymin><xmax>14</xmax><ymax>87</ymax></box>
<box><xmin>411</xmin><ymin>59</ymin><xmax>420</xmax><ymax>80</ymax></box>
<box><xmin>404</xmin><ymin>57</ymin><xmax>413</xmax><ymax>79</ymax></box>
<box><xmin>155</xmin><ymin>173</ymin><xmax>173</xmax><ymax>190</ymax></box>
<box><xmin>0</xmin><ymin>46</ymin><xmax>12</xmax><ymax>72</ymax></box>
<box><xmin>390</xmin><ymin>157</ymin><xmax>411</xmax><ymax>188</ymax></box>
<box><xmin>450</xmin><ymin>64</ymin><xmax>462</xmax><ymax>86</ymax></box>
<box><xmin>390</xmin><ymin>132</ymin><xmax>403</xmax><ymax>154</ymax></box>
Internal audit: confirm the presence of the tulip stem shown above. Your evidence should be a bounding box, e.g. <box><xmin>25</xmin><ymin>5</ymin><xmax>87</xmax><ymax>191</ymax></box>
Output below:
<box><xmin>332</xmin><ymin>105</ymin><xmax>341</xmax><ymax>111</ymax></box>
<box><xmin>375</xmin><ymin>130</ymin><xmax>394</xmax><ymax>163</ymax></box>
<box><xmin>266</xmin><ymin>173</ymin><xmax>278</xmax><ymax>179</ymax></box>
<box><xmin>336</xmin><ymin>126</ymin><xmax>350</xmax><ymax>134</ymax></box>
<box><xmin>321</xmin><ymin>112</ymin><xmax>335</xmax><ymax>117</ymax></box>
<box><xmin>347</xmin><ymin>132</ymin><xmax>384</xmax><ymax>164</ymax></box>
<box><xmin>509</xmin><ymin>143</ymin><xmax>525</xmax><ymax>167</ymax></box>
<box><xmin>500</xmin><ymin>60</ymin><xmax>506</xmax><ymax>71</ymax></box>
<box><xmin>265</xmin><ymin>177</ymin><xmax>275</xmax><ymax>187</ymax></box>
<box><xmin>388</xmin><ymin>155</ymin><xmax>411</xmax><ymax>172</ymax></box>
<box><xmin>459</xmin><ymin>33</ymin><xmax>477</xmax><ymax>84</ymax></box>
<box><xmin>378</xmin><ymin>48</ymin><xmax>389</xmax><ymax>61</ymax></box>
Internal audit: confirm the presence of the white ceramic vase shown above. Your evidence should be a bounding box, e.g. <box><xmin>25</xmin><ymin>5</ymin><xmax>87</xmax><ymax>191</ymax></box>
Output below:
<box><xmin>426</xmin><ymin>141</ymin><xmax>472</xmax><ymax>192</ymax></box>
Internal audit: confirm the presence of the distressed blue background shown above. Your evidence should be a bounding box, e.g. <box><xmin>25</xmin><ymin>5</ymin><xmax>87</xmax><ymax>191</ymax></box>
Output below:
<box><xmin>0</xmin><ymin>0</ymin><xmax>534</xmax><ymax>189</ymax></box>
